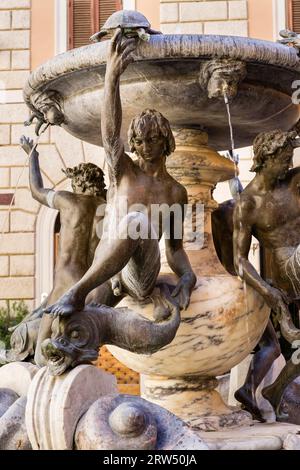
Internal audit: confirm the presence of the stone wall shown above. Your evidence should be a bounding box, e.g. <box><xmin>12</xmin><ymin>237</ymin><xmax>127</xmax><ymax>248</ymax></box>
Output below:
<box><xmin>0</xmin><ymin>0</ymin><xmax>104</xmax><ymax>311</ymax></box>
<box><xmin>160</xmin><ymin>0</ymin><xmax>248</xmax><ymax>36</ymax></box>
<box><xmin>0</xmin><ymin>0</ymin><xmax>33</xmax><ymax>310</ymax></box>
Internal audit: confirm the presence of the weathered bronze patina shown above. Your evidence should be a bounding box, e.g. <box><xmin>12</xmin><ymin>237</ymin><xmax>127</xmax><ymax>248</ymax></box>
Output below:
<box><xmin>42</xmin><ymin>289</ymin><xmax>180</xmax><ymax>376</ymax></box>
<box><xmin>45</xmin><ymin>31</ymin><xmax>196</xmax><ymax>321</ymax></box>
<box><xmin>8</xmin><ymin>137</ymin><xmax>108</xmax><ymax>366</ymax></box>
<box><xmin>232</xmin><ymin>129</ymin><xmax>300</xmax><ymax>420</ymax></box>
<box><xmin>199</xmin><ymin>59</ymin><xmax>247</xmax><ymax>100</ymax></box>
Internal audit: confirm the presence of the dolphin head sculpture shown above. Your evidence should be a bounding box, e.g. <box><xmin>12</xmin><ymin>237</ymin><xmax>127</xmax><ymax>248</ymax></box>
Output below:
<box><xmin>42</xmin><ymin>289</ymin><xmax>181</xmax><ymax>376</ymax></box>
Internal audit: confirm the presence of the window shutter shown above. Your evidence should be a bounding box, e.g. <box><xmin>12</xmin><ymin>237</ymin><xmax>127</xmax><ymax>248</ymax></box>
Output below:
<box><xmin>68</xmin><ymin>0</ymin><xmax>122</xmax><ymax>50</ymax></box>
<box><xmin>68</xmin><ymin>0</ymin><xmax>92</xmax><ymax>50</ymax></box>
<box><xmin>287</xmin><ymin>0</ymin><xmax>300</xmax><ymax>33</ymax></box>
<box><xmin>99</xmin><ymin>0</ymin><xmax>122</xmax><ymax>29</ymax></box>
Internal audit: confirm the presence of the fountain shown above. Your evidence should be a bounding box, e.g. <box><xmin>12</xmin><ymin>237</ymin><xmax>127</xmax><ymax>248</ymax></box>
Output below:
<box><xmin>21</xmin><ymin>25</ymin><xmax>300</xmax><ymax>438</ymax></box>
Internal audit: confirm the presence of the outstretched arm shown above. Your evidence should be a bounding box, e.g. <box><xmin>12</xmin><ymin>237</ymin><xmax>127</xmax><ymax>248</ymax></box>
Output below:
<box><xmin>233</xmin><ymin>199</ymin><xmax>288</xmax><ymax>316</ymax></box>
<box><xmin>165</xmin><ymin>191</ymin><xmax>196</xmax><ymax>310</ymax></box>
<box><xmin>165</xmin><ymin>236</ymin><xmax>196</xmax><ymax>310</ymax></box>
<box><xmin>20</xmin><ymin>136</ymin><xmax>56</xmax><ymax>208</ymax></box>
<box><xmin>101</xmin><ymin>30</ymin><xmax>138</xmax><ymax>181</ymax></box>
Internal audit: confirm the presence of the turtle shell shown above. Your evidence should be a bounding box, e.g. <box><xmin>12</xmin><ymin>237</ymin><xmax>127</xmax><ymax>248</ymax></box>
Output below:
<box><xmin>102</xmin><ymin>10</ymin><xmax>150</xmax><ymax>31</ymax></box>
<box><xmin>90</xmin><ymin>10</ymin><xmax>161</xmax><ymax>43</ymax></box>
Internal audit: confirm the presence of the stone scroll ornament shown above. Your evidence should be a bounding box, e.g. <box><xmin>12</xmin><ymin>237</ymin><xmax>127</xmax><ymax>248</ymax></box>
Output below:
<box><xmin>0</xmin><ymin>362</ymin><xmax>38</xmax><ymax>450</ymax></box>
<box><xmin>22</xmin><ymin>364</ymin><xmax>207</xmax><ymax>450</ymax></box>
<box><xmin>75</xmin><ymin>393</ymin><xmax>208</xmax><ymax>451</ymax></box>
<box><xmin>199</xmin><ymin>59</ymin><xmax>247</xmax><ymax>100</ymax></box>
<box><xmin>24</xmin><ymin>90</ymin><xmax>65</xmax><ymax>136</ymax></box>
<box><xmin>0</xmin><ymin>363</ymin><xmax>207</xmax><ymax>450</ymax></box>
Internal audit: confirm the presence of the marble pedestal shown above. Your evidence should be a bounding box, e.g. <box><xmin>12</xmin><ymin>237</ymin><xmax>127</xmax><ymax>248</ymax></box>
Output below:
<box><xmin>141</xmin><ymin>376</ymin><xmax>251</xmax><ymax>431</ymax></box>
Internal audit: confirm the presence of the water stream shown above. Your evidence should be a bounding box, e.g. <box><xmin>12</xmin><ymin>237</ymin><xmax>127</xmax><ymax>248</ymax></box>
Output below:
<box><xmin>0</xmin><ymin>124</ymin><xmax>48</xmax><ymax>243</ymax></box>
<box><xmin>224</xmin><ymin>92</ymin><xmax>235</xmax><ymax>156</ymax></box>
<box><xmin>223</xmin><ymin>92</ymin><xmax>254</xmax><ymax>405</ymax></box>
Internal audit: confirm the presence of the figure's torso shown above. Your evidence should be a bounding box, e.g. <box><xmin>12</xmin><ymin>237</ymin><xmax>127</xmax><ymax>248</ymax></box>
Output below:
<box><xmin>106</xmin><ymin>157</ymin><xmax>186</xmax><ymax>239</ymax></box>
<box><xmin>241</xmin><ymin>168</ymin><xmax>300</xmax><ymax>296</ymax></box>
<box><xmin>243</xmin><ymin>169</ymin><xmax>300</xmax><ymax>249</ymax></box>
<box><xmin>48</xmin><ymin>193</ymin><xmax>105</xmax><ymax>303</ymax></box>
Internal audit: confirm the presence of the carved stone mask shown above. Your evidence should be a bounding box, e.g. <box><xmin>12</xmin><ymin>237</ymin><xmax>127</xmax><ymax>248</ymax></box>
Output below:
<box><xmin>199</xmin><ymin>59</ymin><xmax>247</xmax><ymax>100</ymax></box>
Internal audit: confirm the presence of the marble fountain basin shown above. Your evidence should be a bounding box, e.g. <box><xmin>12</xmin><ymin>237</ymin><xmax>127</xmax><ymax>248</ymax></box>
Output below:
<box><xmin>108</xmin><ymin>272</ymin><xmax>269</xmax><ymax>378</ymax></box>
<box><xmin>24</xmin><ymin>34</ymin><xmax>300</xmax><ymax>151</ymax></box>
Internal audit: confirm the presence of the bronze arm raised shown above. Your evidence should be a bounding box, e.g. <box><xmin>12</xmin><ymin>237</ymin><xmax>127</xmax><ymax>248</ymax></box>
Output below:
<box><xmin>101</xmin><ymin>30</ymin><xmax>138</xmax><ymax>181</ymax></box>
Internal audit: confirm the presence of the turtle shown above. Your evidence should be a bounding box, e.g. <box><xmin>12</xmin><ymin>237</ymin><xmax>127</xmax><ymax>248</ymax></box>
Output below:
<box><xmin>90</xmin><ymin>10</ymin><xmax>161</xmax><ymax>43</ymax></box>
<box><xmin>278</xmin><ymin>29</ymin><xmax>300</xmax><ymax>51</ymax></box>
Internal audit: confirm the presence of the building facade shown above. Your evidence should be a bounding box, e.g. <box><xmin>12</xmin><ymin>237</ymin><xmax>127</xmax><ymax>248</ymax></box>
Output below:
<box><xmin>0</xmin><ymin>0</ymin><xmax>293</xmax><ymax>310</ymax></box>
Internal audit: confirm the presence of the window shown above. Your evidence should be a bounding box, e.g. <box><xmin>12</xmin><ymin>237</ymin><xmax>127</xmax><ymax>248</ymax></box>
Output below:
<box><xmin>287</xmin><ymin>0</ymin><xmax>300</xmax><ymax>33</ymax></box>
<box><xmin>68</xmin><ymin>0</ymin><xmax>123</xmax><ymax>50</ymax></box>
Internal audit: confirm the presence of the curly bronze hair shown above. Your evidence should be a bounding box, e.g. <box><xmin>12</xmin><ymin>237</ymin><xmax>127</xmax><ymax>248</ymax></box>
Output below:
<box><xmin>128</xmin><ymin>109</ymin><xmax>176</xmax><ymax>157</ymax></box>
<box><xmin>62</xmin><ymin>163</ymin><xmax>106</xmax><ymax>197</ymax></box>
<box><xmin>251</xmin><ymin>129</ymin><xmax>297</xmax><ymax>172</ymax></box>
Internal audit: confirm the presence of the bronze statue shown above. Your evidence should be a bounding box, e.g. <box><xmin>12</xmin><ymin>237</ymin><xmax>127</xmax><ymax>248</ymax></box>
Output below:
<box><xmin>10</xmin><ymin>137</ymin><xmax>108</xmax><ymax>366</ymax></box>
<box><xmin>262</xmin><ymin>357</ymin><xmax>300</xmax><ymax>420</ymax></box>
<box><xmin>212</xmin><ymin>196</ymin><xmax>281</xmax><ymax>421</ymax></box>
<box><xmin>232</xmin><ymin>129</ymin><xmax>300</xmax><ymax>420</ymax></box>
<box><xmin>234</xmin><ymin>322</ymin><xmax>281</xmax><ymax>421</ymax></box>
<box><xmin>46</xmin><ymin>30</ymin><xmax>196</xmax><ymax>320</ymax></box>
<box><xmin>273</xmin><ymin>377</ymin><xmax>300</xmax><ymax>424</ymax></box>
<box><xmin>212</xmin><ymin>198</ymin><xmax>236</xmax><ymax>276</ymax></box>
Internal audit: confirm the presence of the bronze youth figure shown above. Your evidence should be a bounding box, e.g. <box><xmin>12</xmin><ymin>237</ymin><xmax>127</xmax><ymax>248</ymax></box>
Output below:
<box><xmin>17</xmin><ymin>137</ymin><xmax>107</xmax><ymax>366</ymax></box>
<box><xmin>233</xmin><ymin>129</ymin><xmax>300</xmax><ymax>419</ymax></box>
<box><xmin>46</xmin><ymin>30</ymin><xmax>196</xmax><ymax>318</ymax></box>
